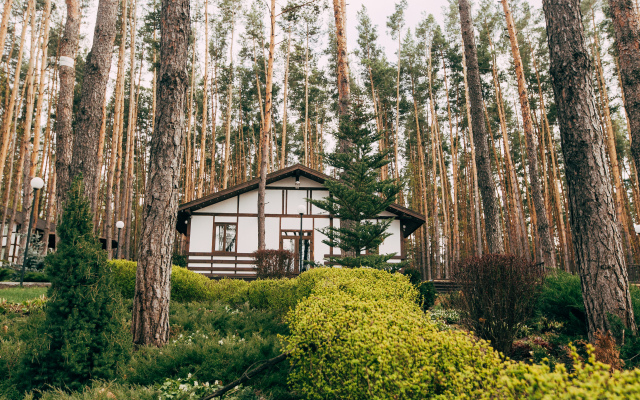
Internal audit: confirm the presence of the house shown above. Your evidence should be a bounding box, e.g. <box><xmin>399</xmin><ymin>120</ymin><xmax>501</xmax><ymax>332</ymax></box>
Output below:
<box><xmin>176</xmin><ymin>164</ymin><xmax>426</xmax><ymax>279</ymax></box>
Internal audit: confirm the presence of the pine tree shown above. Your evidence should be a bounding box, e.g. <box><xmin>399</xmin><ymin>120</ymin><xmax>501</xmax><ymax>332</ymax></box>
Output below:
<box><xmin>310</xmin><ymin>101</ymin><xmax>401</xmax><ymax>269</ymax></box>
<box><xmin>16</xmin><ymin>179</ymin><xmax>130</xmax><ymax>392</ymax></box>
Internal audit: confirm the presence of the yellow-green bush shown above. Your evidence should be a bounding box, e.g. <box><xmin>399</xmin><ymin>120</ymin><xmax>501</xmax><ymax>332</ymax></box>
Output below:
<box><xmin>285</xmin><ymin>267</ymin><xmax>640</xmax><ymax>399</ymax></box>
<box><xmin>285</xmin><ymin>268</ymin><xmax>503</xmax><ymax>399</ymax></box>
<box><xmin>294</xmin><ymin>267</ymin><xmax>418</xmax><ymax>303</ymax></box>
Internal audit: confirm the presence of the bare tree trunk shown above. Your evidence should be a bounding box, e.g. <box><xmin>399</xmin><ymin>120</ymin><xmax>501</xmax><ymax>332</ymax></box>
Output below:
<box><xmin>105</xmin><ymin>0</ymin><xmax>129</xmax><ymax>257</ymax></box>
<box><xmin>70</xmin><ymin>0</ymin><xmax>118</xmax><ymax>210</ymax></box>
<box><xmin>222</xmin><ymin>16</ymin><xmax>235</xmax><ymax>190</ymax></box>
<box><xmin>459</xmin><ymin>0</ymin><xmax>504</xmax><ymax>254</ymax></box>
<box><xmin>280</xmin><ymin>26</ymin><xmax>292</xmax><ymax>170</ymax></box>
<box><xmin>132</xmin><ymin>0</ymin><xmax>190</xmax><ymax>347</ymax></box>
<box><xmin>198</xmin><ymin>0</ymin><xmax>209</xmax><ymax>195</ymax></box>
<box><xmin>304</xmin><ymin>23</ymin><xmax>310</xmax><ymax>167</ymax></box>
<box><xmin>258</xmin><ymin>0</ymin><xmax>276</xmax><ymax>251</ymax></box>
<box><xmin>333</xmin><ymin>0</ymin><xmax>349</xmax><ymax>119</ymax></box>
<box><xmin>461</xmin><ymin>38</ymin><xmax>483</xmax><ymax>256</ymax></box>
<box><xmin>608</xmin><ymin>0</ymin><xmax>640</xmax><ymax>183</ymax></box>
<box><xmin>0</xmin><ymin>2</ymin><xmax>31</xmax><ymax>199</ymax></box>
<box><xmin>542</xmin><ymin>0</ymin><xmax>637</xmax><ymax>338</ymax></box>
<box><xmin>0</xmin><ymin>0</ymin><xmax>14</xmax><ymax>58</ymax></box>
<box><xmin>501</xmin><ymin>0</ymin><xmax>556</xmax><ymax>268</ymax></box>
<box><xmin>55</xmin><ymin>0</ymin><xmax>81</xmax><ymax>212</ymax></box>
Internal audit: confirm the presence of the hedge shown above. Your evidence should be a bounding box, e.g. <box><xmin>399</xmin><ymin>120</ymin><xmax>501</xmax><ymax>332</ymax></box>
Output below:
<box><xmin>284</xmin><ymin>267</ymin><xmax>640</xmax><ymax>399</ymax></box>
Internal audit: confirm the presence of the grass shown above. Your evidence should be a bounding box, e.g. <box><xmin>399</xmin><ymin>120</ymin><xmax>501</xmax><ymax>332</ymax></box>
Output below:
<box><xmin>0</xmin><ymin>286</ymin><xmax>47</xmax><ymax>303</ymax></box>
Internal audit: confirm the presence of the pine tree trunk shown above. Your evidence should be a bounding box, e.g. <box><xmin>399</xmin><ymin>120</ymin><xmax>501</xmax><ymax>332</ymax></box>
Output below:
<box><xmin>304</xmin><ymin>23</ymin><xmax>310</xmax><ymax>167</ymax></box>
<box><xmin>0</xmin><ymin>2</ymin><xmax>31</xmax><ymax>203</ymax></box>
<box><xmin>55</xmin><ymin>0</ymin><xmax>81</xmax><ymax>212</ymax></box>
<box><xmin>502</xmin><ymin>0</ymin><xmax>556</xmax><ymax>268</ymax></box>
<box><xmin>258</xmin><ymin>0</ymin><xmax>276</xmax><ymax>251</ymax></box>
<box><xmin>132</xmin><ymin>0</ymin><xmax>190</xmax><ymax>347</ymax></box>
<box><xmin>542</xmin><ymin>0</ymin><xmax>637</xmax><ymax>338</ymax></box>
<box><xmin>280</xmin><ymin>26</ymin><xmax>292</xmax><ymax>170</ymax></box>
<box><xmin>459</xmin><ymin>0</ymin><xmax>504</xmax><ymax>254</ymax></box>
<box><xmin>462</xmin><ymin>40</ymin><xmax>483</xmax><ymax>256</ymax></box>
<box><xmin>607</xmin><ymin>0</ymin><xmax>640</xmax><ymax>182</ymax></box>
<box><xmin>106</xmin><ymin>0</ymin><xmax>129</xmax><ymax>257</ymax></box>
<box><xmin>222</xmin><ymin>17</ymin><xmax>235</xmax><ymax>190</ymax></box>
<box><xmin>70</xmin><ymin>0</ymin><xmax>118</xmax><ymax>210</ymax></box>
<box><xmin>333</xmin><ymin>0</ymin><xmax>349</xmax><ymax>119</ymax></box>
<box><xmin>0</xmin><ymin>0</ymin><xmax>14</xmax><ymax>58</ymax></box>
<box><xmin>200</xmin><ymin>0</ymin><xmax>209</xmax><ymax>193</ymax></box>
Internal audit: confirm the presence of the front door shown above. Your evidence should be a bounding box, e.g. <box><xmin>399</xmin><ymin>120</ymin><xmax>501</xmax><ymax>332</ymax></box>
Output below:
<box><xmin>280</xmin><ymin>230</ymin><xmax>313</xmax><ymax>273</ymax></box>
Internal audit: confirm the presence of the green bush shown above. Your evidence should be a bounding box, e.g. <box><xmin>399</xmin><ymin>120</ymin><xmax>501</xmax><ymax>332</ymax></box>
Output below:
<box><xmin>418</xmin><ymin>281</ymin><xmax>436</xmax><ymax>310</ymax></box>
<box><xmin>13</xmin><ymin>180</ymin><xmax>131</xmax><ymax>394</ymax></box>
<box><xmin>0</xmin><ymin>267</ymin><xmax>15</xmax><ymax>281</ymax></box>
<box><xmin>286</xmin><ymin>288</ymin><xmax>503</xmax><ymax>399</ymax></box>
<box><xmin>21</xmin><ymin>271</ymin><xmax>49</xmax><ymax>282</ymax></box>
<box><xmin>535</xmin><ymin>271</ymin><xmax>587</xmax><ymax>338</ymax></box>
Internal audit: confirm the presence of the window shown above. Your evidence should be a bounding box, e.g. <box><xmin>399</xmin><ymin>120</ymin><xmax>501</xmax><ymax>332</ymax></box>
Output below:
<box><xmin>280</xmin><ymin>230</ymin><xmax>313</xmax><ymax>272</ymax></box>
<box><xmin>215</xmin><ymin>223</ymin><xmax>237</xmax><ymax>252</ymax></box>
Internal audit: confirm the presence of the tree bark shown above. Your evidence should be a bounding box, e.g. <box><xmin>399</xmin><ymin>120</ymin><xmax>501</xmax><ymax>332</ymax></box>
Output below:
<box><xmin>69</xmin><ymin>0</ymin><xmax>118</xmax><ymax>211</ymax></box>
<box><xmin>222</xmin><ymin>16</ymin><xmax>236</xmax><ymax>190</ymax></box>
<box><xmin>0</xmin><ymin>0</ymin><xmax>14</xmax><ymax>59</ymax></box>
<box><xmin>608</xmin><ymin>0</ymin><xmax>640</xmax><ymax>183</ymax></box>
<box><xmin>132</xmin><ymin>0</ymin><xmax>190</xmax><ymax>347</ymax></box>
<box><xmin>501</xmin><ymin>0</ymin><xmax>556</xmax><ymax>268</ymax></box>
<box><xmin>459</xmin><ymin>0</ymin><xmax>504</xmax><ymax>254</ymax></box>
<box><xmin>55</xmin><ymin>0</ymin><xmax>81</xmax><ymax>212</ymax></box>
<box><xmin>333</xmin><ymin>0</ymin><xmax>350</xmax><ymax>119</ymax></box>
<box><xmin>258</xmin><ymin>0</ymin><xmax>276</xmax><ymax>251</ymax></box>
<box><xmin>542</xmin><ymin>0</ymin><xmax>637</xmax><ymax>338</ymax></box>
<box><xmin>280</xmin><ymin>26</ymin><xmax>292</xmax><ymax>170</ymax></box>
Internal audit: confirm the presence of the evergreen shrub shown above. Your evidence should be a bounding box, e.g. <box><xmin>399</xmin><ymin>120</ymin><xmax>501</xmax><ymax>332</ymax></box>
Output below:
<box><xmin>14</xmin><ymin>180</ymin><xmax>131</xmax><ymax>393</ymax></box>
<box><xmin>418</xmin><ymin>281</ymin><xmax>437</xmax><ymax>310</ymax></box>
<box><xmin>535</xmin><ymin>271</ymin><xmax>587</xmax><ymax>337</ymax></box>
<box><xmin>452</xmin><ymin>254</ymin><xmax>546</xmax><ymax>354</ymax></box>
<box><xmin>285</xmin><ymin>270</ymin><xmax>504</xmax><ymax>399</ymax></box>
<box><xmin>253</xmin><ymin>249</ymin><xmax>296</xmax><ymax>279</ymax></box>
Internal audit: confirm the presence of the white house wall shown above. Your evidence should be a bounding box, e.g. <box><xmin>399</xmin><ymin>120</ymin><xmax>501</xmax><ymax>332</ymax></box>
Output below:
<box><xmin>185</xmin><ymin>182</ymin><xmax>409</xmax><ymax>277</ymax></box>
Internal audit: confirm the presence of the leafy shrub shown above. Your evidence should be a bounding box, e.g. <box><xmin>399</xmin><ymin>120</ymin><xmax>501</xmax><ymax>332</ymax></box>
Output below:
<box><xmin>286</xmin><ymin>269</ymin><xmax>504</xmax><ymax>399</ymax></box>
<box><xmin>418</xmin><ymin>281</ymin><xmax>436</xmax><ymax>310</ymax></box>
<box><xmin>246</xmin><ymin>278</ymin><xmax>298</xmax><ymax>310</ymax></box>
<box><xmin>21</xmin><ymin>271</ymin><xmax>49</xmax><ymax>282</ymax></box>
<box><xmin>254</xmin><ymin>249</ymin><xmax>296</xmax><ymax>279</ymax></box>
<box><xmin>451</xmin><ymin>254</ymin><xmax>546</xmax><ymax>354</ymax></box>
<box><xmin>535</xmin><ymin>271</ymin><xmax>587</xmax><ymax>337</ymax></box>
<box><xmin>13</xmin><ymin>180</ymin><xmax>131</xmax><ymax>393</ymax></box>
<box><xmin>110</xmin><ymin>260</ymin><xmax>213</xmax><ymax>302</ymax></box>
<box><xmin>0</xmin><ymin>267</ymin><xmax>15</xmax><ymax>281</ymax></box>
<box><xmin>402</xmin><ymin>267</ymin><xmax>422</xmax><ymax>286</ymax></box>
<box><xmin>171</xmin><ymin>252</ymin><xmax>187</xmax><ymax>268</ymax></box>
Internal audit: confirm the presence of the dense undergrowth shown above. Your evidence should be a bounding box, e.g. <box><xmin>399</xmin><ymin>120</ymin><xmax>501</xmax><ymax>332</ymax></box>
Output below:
<box><xmin>3</xmin><ymin>264</ymin><xmax>640</xmax><ymax>399</ymax></box>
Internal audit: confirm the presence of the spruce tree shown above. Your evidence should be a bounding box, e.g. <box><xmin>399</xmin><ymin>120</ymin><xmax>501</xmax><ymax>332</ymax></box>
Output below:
<box><xmin>310</xmin><ymin>100</ymin><xmax>401</xmax><ymax>269</ymax></box>
<box><xmin>16</xmin><ymin>179</ymin><xmax>130</xmax><ymax>393</ymax></box>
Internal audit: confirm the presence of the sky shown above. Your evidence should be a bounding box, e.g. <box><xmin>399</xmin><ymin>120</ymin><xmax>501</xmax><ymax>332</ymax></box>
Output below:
<box><xmin>343</xmin><ymin>0</ymin><xmax>544</xmax><ymax>61</ymax></box>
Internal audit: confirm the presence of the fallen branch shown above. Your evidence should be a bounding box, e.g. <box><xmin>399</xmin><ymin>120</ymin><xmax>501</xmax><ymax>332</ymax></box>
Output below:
<box><xmin>198</xmin><ymin>351</ymin><xmax>291</xmax><ymax>400</ymax></box>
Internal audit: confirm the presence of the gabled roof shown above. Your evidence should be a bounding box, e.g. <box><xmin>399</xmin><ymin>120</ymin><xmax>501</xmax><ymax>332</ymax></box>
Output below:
<box><xmin>176</xmin><ymin>164</ymin><xmax>426</xmax><ymax>237</ymax></box>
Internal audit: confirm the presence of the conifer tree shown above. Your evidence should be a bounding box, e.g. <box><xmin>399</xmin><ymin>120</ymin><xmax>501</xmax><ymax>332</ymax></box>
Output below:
<box><xmin>310</xmin><ymin>100</ymin><xmax>401</xmax><ymax>269</ymax></box>
<box><xmin>17</xmin><ymin>179</ymin><xmax>130</xmax><ymax>392</ymax></box>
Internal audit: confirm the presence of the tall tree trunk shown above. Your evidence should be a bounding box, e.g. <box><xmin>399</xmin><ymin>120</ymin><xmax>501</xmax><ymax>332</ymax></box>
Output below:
<box><xmin>333</xmin><ymin>0</ymin><xmax>349</xmax><ymax>119</ymax></box>
<box><xmin>542</xmin><ymin>0</ymin><xmax>637</xmax><ymax>339</ymax></box>
<box><xmin>198</xmin><ymin>0</ymin><xmax>210</xmax><ymax>195</ymax></box>
<box><xmin>106</xmin><ymin>0</ymin><xmax>129</xmax><ymax>257</ymax></box>
<box><xmin>501</xmin><ymin>0</ymin><xmax>556</xmax><ymax>268</ymax></box>
<box><xmin>258</xmin><ymin>0</ymin><xmax>276</xmax><ymax>251</ymax></box>
<box><xmin>0</xmin><ymin>2</ymin><xmax>31</xmax><ymax>202</ymax></box>
<box><xmin>70</xmin><ymin>0</ymin><xmax>118</xmax><ymax>210</ymax></box>
<box><xmin>280</xmin><ymin>26</ymin><xmax>292</xmax><ymax>170</ymax></box>
<box><xmin>461</xmin><ymin>38</ymin><xmax>483</xmax><ymax>256</ymax></box>
<box><xmin>222</xmin><ymin>16</ymin><xmax>235</xmax><ymax>190</ymax></box>
<box><xmin>0</xmin><ymin>0</ymin><xmax>14</xmax><ymax>58</ymax></box>
<box><xmin>608</xmin><ymin>0</ymin><xmax>640</xmax><ymax>183</ymax></box>
<box><xmin>55</xmin><ymin>0</ymin><xmax>81</xmax><ymax>212</ymax></box>
<box><xmin>304</xmin><ymin>23</ymin><xmax>310</xmax><ymax>167</ymax></box>
<box><xmin>132</xmin><ymin>0</ymin><xmax>190</xmax><ymax>347</ymax></box>
<box><xmin>459</xmin><ymin>0</ymin><xmax>504</xmax><ymax>254</ymax></box>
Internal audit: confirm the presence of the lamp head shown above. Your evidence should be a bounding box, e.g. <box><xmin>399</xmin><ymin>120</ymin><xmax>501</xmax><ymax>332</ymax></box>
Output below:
<box><xmin>295</xmin><ymin>178</ymin><xmax>300</xmax><ymax>189</ymax></box>
<box><xmin>116</xmin><ymin>221</ymin><xmax>125</xmax><ymax>229</ymax></box>
<box><xmin>635</xmin><ymin>224</ymin><xmax>640</xmax><ymax>235</ymax></box>
<box><xmin>30</xmin><ymin>177</ymin><xmax>44</xmax><ymax>190</ymax></box>
<box><xmin>297</xmin><ymin>204</ymin><xmax>306</xmax><ymax>215</ymax></box>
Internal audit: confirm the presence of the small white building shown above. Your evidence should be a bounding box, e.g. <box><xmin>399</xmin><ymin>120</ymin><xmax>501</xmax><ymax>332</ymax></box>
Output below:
<box><xmin>176</xmin><ymin>164</ymin><xmax>426</xmax><ymax>279</ymax></box>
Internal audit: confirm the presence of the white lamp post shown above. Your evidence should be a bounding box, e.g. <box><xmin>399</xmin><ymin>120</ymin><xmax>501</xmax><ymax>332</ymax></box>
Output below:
<box><xmin>634</xmin><ymin>224</ymin><xmax>640</xmax><ymax>236</ymax></box>
<box><xmin>20</xmin><ymin>177</ymin><xmax>45</xmax><ymax>287</ymax></box>
<box><xmin>115</xmin><ymin>220</ymin><xmax>125</xmax><ymax>259</ymax></box>
<box><xmin>297</xmin><ymin>204</ymin><xmax>306</xmax><ymax>273</ymax></box>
